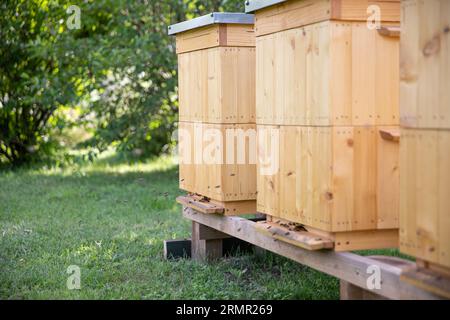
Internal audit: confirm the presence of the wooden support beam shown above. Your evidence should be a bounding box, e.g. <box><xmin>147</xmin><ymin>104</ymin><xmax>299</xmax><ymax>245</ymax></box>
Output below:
<box><xmin>340</xmin><ymin>281</ymin><xmax>386</xmax><ymax>300</ymax></box>
<box><xmin>183</xmin><ymin>207</ymin><xmax>443</xmax><ymax>300</ymax></box>
<box><xmin>191</xmin><ymin>222</ymin><xmax>223</xmax><ymax>261</ymax></box>
<box><xmin>377</xmin><ymin>26</ymin><xmax>401</xmax><ymax>38</ymax></box>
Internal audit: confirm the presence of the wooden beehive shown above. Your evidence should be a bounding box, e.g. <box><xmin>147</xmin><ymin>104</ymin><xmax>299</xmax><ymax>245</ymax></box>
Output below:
<box><xmin>254</xmin><ymin>0</ymin><xmax>400</xmax><ymax>126</ymax></box>
<box><xmin>178</xmin><ymin>122</ymin><xmax>257</xmax><ymax>202</ymax></box>
<box><xmin>249</xmin><ymin>0</ymin><xmax>401</xmax><ymax>251</ymax></box>
<box><xmin>400</xmin><ymin>0</ymin><xmax>450</xmax><ymax>272</ymax></box>
<box><xmin>170</xmin><ymin>13</ymin><xmax>257</xmax><ymax>214</ymax></box>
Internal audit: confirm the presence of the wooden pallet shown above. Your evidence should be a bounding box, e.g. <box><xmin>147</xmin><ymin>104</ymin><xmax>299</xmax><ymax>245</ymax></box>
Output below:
<box><xmin>181</xmin><ymin>206</ymin><xmax>443</xmax><ymax>300</ymax></box>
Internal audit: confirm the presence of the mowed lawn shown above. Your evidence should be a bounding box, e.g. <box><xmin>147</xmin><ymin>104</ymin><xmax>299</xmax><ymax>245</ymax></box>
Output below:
<box><xmin>0</xmin><ymin>156</ymin><xmax>344</xmax><ymax>299</ymax></box>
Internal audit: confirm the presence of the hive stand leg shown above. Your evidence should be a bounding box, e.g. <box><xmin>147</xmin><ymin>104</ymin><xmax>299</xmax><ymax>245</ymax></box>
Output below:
<box><xmin>340</xmin><ymin>280</ymin><xmax>387</xmax><ymax>300</ymax></box>
<box><xmin>191</xmin><ymin>221</ymin><xmax>225</xmax><ymax>261</ymax></box>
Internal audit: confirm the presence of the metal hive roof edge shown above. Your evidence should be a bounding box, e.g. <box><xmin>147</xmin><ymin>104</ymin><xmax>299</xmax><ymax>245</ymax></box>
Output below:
<box><xmin>245</xmin><ymin>0</ymin><xmax>288</xmax><ymax>13</ymax></box>
<box><xmin>168</xmin><ymin>12</ymin><xmax>255</xmax><ymax>36</ymax></box>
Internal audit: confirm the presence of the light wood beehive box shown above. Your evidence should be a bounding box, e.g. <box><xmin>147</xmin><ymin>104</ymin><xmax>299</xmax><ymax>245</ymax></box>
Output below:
<box><xmin>169</xmin><ymin>13</ymin><xmax>257</xmax><ymax>214</ymax></box>
<box><xmin>248</xmin><ymin>0</ymin><xmax>401</xmax><ymax>251</ymax></box>
<box><xmin>400</xmin><ymin>0</ymin><xmax>450</xmax><ymax>272</ymax></box>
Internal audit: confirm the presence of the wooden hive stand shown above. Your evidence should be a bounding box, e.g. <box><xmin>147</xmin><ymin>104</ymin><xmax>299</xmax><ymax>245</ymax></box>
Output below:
<box><xmin>172</xmin><ymin>207</ymin><xmax>446</xmax><ymax>300</ymax></box>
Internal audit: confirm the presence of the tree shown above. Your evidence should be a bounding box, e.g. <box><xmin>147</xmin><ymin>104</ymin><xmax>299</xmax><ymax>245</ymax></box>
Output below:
<box><xmin>0</xmin><ymin>0</ymin><xmax>246</xmax><ymax>166</ymax></box>
<box><xmin>79</xmin><ymin>0</ymin><xmax>245</xmax><ymax>158</ymax></box>
<box><xmin>0</xmin><ymin>0</ymin><xmax>79</xmax><ymax>165</ymax></box>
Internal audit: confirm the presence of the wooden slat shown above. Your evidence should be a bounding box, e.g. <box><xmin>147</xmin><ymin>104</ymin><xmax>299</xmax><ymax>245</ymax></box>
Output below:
<box><xmin>254</xmin><ymin>0</ymin><xmax>331</xmax><ymax>37</ymax></box>
<box><xmin>340</xmin><ymin>280</ymin><xmax>386</xmax><ymax>300</ymax></box>
<box><xmin>176</xmin><ymin>24</ymin><xmax>255</xmax><ymax>54</ymax></box>
<box><xmin>177</xmin><ymin>196</ymin><xmax>225</xmax><ymax>214</ymax></box>
<box><xmin>351</xmin><ymin>127</ymin><xmax>378</xmax><ymax>231</ymax></box>
<box><xmin>222</xmin><ymin>24</ymin><xmax>255</xmax><ymax>47</ymax></box>
<box><xmin>379</xmin><ymin>128</ymin><xmax>400</xmax><ymax>142</ymax></box>
<box><xmin>255</xmin><ymin>21</ymin><xmax>399</xmax><ymax>126</ymax></box>
<box><xmin>331</xmin><ymin>0</ymin><xmax>401</xmax><ymax>23</ymax></box>
<box><xmin>400</xmin><ymin>0</ymin><xmax>450</xmax><ymax>129</ymax></box>
<box><xmin>254</xmin><ymin>221</ymin><xmax>334</xmax><ymax>251</ymax></box>
<box><xmin>333</xmin><ymin>229</ymin><xmax>399</xmax><ymax>252</ymax></box>
<box><xmin>178</xmin><ymin>47</ymin><xmax>255</xmax><ymax>124</ymax></box>
<box><xmin>221</xmin><ymin>200</ymin><xmax>257</xmax><ymax>216</ymax></box>
<box><xmin>400</xmin><ymin>129</ymin><xmax>450</xmax><ymax>270</ymax></box>
<box><xmin>220</xmin><ymin>47</ymin><xmax>256</xmax><ymax>123</ymax></box>
<box><xmin>178</xmin><ymin>122</ymin><xmax>257</xmax><ymax>202</ymax></box>
<box><xmin>377</xmin><ymin>25</ymin><xmax>401</xmax><ymax>38</ymax></box>
<box><xmin>254</xmin><ymin>0</ymin><xmax>400</xmax><ymax>37</ymax></box>
<box><xmin>183</xmin><ymin>208</ymin><xmax>442</xmax><ymax>300</ymax></box>
<box><xmin>164</xmin><ymin>239</ymin><xmax>191</xmax><ymax>259</ymax></box>
<box><xmin>377</xmin><ymin>127</ymin><xmax>400</xmax><ymax>230</ymax></box>
<box><xmin>193</xmin><ymin>221</ymin><xmax>230</xmax><ymax>240</ymax></box>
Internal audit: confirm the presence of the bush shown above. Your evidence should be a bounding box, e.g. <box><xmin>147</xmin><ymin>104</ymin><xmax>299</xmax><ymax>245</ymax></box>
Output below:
<box><xmin>0</xmin><ymin>0</ymin><xmax>245</xmax><ymax>166</ymax></box>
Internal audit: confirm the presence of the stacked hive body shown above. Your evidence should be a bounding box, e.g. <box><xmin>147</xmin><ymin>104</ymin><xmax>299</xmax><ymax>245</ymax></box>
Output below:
<box><xmin>400</xmin><ymin>0</ymin><xmax>450</xmax><ymax>273</ymax></box>
<box><xmin>248</xmin><ymin>0</ymin><xmax>401</xmax><ymax>251</ymax></box>
<box><xmin>169</xmin><ymin>13</ymin><xmax>257</xmax><ymax>214</ymax></box>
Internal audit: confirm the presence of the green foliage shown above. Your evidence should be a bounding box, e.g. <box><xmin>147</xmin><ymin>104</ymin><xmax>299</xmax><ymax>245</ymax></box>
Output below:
<box><xmin>0</xmin><ymin>0</ymin><xmax>79</xmax><ymax>165</ymax></box>
<box><xmin>77</xmin><ymin>0</ymin><xmax>245</xmax><ymax>158</ymax></box>
<box><xmin>0</xmin><ymin>0</ymin><xmax>246</xmax><ymax>166</ymax></box>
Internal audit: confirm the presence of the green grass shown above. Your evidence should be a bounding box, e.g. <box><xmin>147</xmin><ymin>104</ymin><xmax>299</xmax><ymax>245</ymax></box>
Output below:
<box><xmin>0</xmin><ymin>155</ymin><xmax>402</xmax><ymax>300</ymax></box>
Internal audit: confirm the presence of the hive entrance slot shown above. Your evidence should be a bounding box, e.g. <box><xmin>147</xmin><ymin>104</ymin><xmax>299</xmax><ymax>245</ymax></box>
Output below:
<box><xmin>177</xmin><ymin>195</ymin><xmax>225</xmax><ymax>214</ymax></box>
<box><xmin>254</xmin><ymin>220</ymin><xmax>335</xmax><ymax>251</ymax></box>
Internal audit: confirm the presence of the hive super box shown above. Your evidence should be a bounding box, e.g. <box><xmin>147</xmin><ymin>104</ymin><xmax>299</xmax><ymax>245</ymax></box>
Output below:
<box><xmin>400</xmin><ymin>0</ymin><xmax>450</xmax><ymax>273</ymax></box>
<box><xmin>169</xmin><ymin>13</ymin><xmax>257</xmax><ymax>214</ymax></box>
<box><xmin>248</xmin><ymin>0</ymin><xmax>401</xmax><ymax>251</ymax></box>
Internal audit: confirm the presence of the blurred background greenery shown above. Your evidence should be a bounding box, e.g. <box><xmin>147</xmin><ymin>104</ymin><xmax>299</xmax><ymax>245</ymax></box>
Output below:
<box><xmin>0</xmin><ymin>0</ymin><xmax>244</xmax><ymax>167</ymax></box>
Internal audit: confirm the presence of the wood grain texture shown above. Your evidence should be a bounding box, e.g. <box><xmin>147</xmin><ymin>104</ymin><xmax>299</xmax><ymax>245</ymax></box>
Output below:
<box><xmin>400</xmin><ymin>0</ymin><xmax>450</xmax><ymax>129</ymax></box>
<box><xmin>183</xmin><ymin>208</ymin><xmax>441</xmax><ymax>299</ymax></box>
<box><xmin>400</xmin><ymin>128</ymin><xmax>450</xmax><ymax>270</ymax></box>
<box><xmin>399</xmin><ymin>0</ymin><xmax>450</xmax><ymax>272</ymax></box>
<box><xmin>257</xmin><ymin>125</ymin><xmax>400</xmax><ymax>234</ymax></box>
<box><xmin>331</xmin><ymin>0</ymin><xmax>400</xmax><ymax>23</ymax></box>
<box><xmin>178</xmin><ymin>47</ymin><xmax>256</xmax><ymax>124</ymax></box>
<box><xmin>179</xmin><ymin>122</ymin><xmax>257</xmax><ymax>202</ymax></box>
<box><xmin>176</xmin><ymin>24</ymin><xmax>255</xmax><ymax>54</ymax></box>
<box><xmin>255</xmin><ymin>21</ymin><xmax>400</xmax><ymax>126</ymax></box>
<box><xmin>254</xmin><ymin>0</ymin><xmax>400</xmax><ymax>37</ymax></box>
<box><xmin>191</xmin><ymin>221</ymin><xmax>223</xmax><ymax>261</ymax></box>
<box><xmin>254</xmin><ymin>0</ymin><xmax>331</xmax><ymax>37</ymax></box>
<box><xmin>401</xmin><ymin>264</ymin><xmax>450</xmax><ymax>299</ymax></box>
